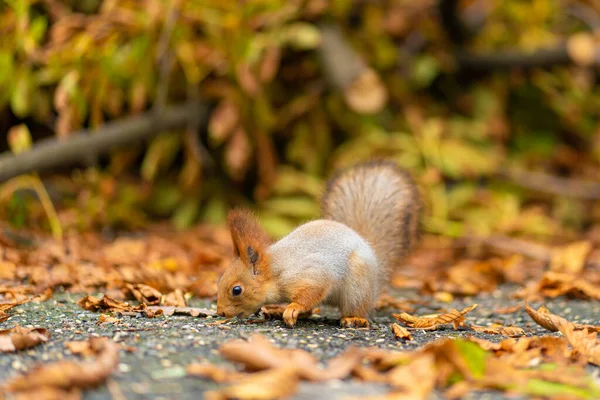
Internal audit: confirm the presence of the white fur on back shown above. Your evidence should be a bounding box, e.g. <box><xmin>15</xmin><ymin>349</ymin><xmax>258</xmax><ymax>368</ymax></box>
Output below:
<box><xmin>268</xmin><ymin>219</ymin><xmax>379</xmax><ymax>308</ymax></box>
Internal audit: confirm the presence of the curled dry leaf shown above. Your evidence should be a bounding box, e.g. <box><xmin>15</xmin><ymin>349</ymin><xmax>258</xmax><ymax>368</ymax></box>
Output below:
<box><xmin>218</xmin><ymin>334</ymin><xmax>362</xmax><ymax>382</ymax></box>
<box><xmin>391</xmin><ymin>323</ymin><xmax>412</xmax><ymax>341</ymax></box>
<box><xmin>204</xmin><ymin>366</ymin><xmax>298</xmax><ymax>400</ymax></box>
<box><xmin>162</xmin><ymin>289</ymin><xmax>186</xmax><ymax>308</ymax></box>
<box><xmin>77</xmin><ymin>294</ymin><xmax>144</xmax><ymax>313</ymax></box>
<box><xmin>525</xmin><ymin>303</ymin><xmax>600</xmax><ymax>333</ymax></box>
<box><xmin>4</xmin><ymin>337</ymin><xmax>119</xmax><ymax>393</ymax></box>
<box><xmin>0</xmin><ymin>325</ymin><xmax>51</xmax><ymax>353</ymax></box>
<box><xmin>556</xmin><ymin>319</ymin><xmax>600</xmax><ymax>366</ymax></box>
<box><xmin>392</xmin><ymin>304</ymin><xmax>478</xmax><ymax>330</ymax></box>
<box><xmin>536</xmin><ymin>272</ymin><xmax>600</xmax><ymax>300</ymax></box>
<box><xmin>469</xmin><ymin>324</ymin><xmax>525</xmax><ymax>337</ymax></box>
<box><xmin>145</xmin><ymin>306</ymin><xmax>215</xmax><ymax>317</ymax></box>
<box><xmin>125</xmin><ymin>283</ymin><xmax>162</xmax><ymax>305</ymax></box>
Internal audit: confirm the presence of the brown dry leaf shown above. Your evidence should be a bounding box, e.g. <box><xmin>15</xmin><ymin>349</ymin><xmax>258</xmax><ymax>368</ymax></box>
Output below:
<box><xmin>4</xmin><ymin>337</ymin><xmax>119</xmax><ymax>393</ymax></box>
<box><xmin>556</xmin><ymin>320</ymin><xmax>600</xmax><ymax>366</ymax></box>
<box><xmin>218</xmin><ymin>334</ymin><xmax>358</xmax><ymax>382</ymax></box>
<box><xmin>524</xmin><ymin>303</ymin><xmax>600</xmax><ymax>333</ymax></box>
<box><xmin>524</xmin><ymin>303</ymin><xmax>564</xmax><ymax>332</ymax></box>
<box><xmin>550</xmin><ymin>241</ymin><xmax>591</xmax><ymax>274</ymax></box>
<box><xmin>319</xmin><ymin>346</ymin><xmax>364</xmax><ymax>381</ymax></box>
<box><xmin>77</xmin><ymin>294</ymin><xmax>144</xmax><ymax>313</ymax></box>
<box><xmin>0</xmin><ymin>325</ymin><xmax>51</xmax><ymax>353</ymax></box>
<box><xmin>145</xmin><ymin>306</ymin><xmax>215</xmax><ymax>317</ymax></box>
<box><xmin>391</xmin><ymin>323</ymin><xmax>413</xmax><ymax>341</ymax></box>
<box><xmin>375</xmin><ymin>294</ymin><xmax>416</xmax><ymax>312</ymax></box>
<box><xmin>204</xmin><ymin>366</ymin><xmax>298</xmax><ymax>400</ymax></box>
<box><xmin>125</xmin><ymin>283</ymin><xmax>162</xmax><ymax>305</ymax></box>
<box><xmin>387</xmin><ymin>352</ymin><xmax>436</xmax><ymax>400</ymax></box>
<box><xmin>162</xmin><ymin>289</ymin><xmax>186</xmax><ymax>307</ymax></box>
<box><xmin>536</xmin><ymin>271</ymin><xmax>600</xmax><ymax>300</ymax></box>
<box><xmin>469</xmin><ymin>324</ymin><xmax>526</xmax><ymax>337</ymax></box>
<box><xmin>97</xmin><ymin>314</ymin><xmax>120</xmax><ymax>325</ymax></box>
<box><xmin>493</xmin><ymin>304</ymin><xmax>522</xmax><ymax>314</ymax></box>
<box><xmin>392</xmin><ymin>304</ymin><xmax>477</xmax><ymax>330</ymax></box>
<box><xmin>186</xmin><ymin>363</ymin><xmax>243</xmax><ymax>383</ymax></box>
<box><xmin>465</xmin><ymin>336</ymin><xmax>503</xmax><ymax>351</ymax></box>
<box><xmin>65</xmin><ymin>340</ymin><xmax>98</xmax><ymax>357</ymax></box>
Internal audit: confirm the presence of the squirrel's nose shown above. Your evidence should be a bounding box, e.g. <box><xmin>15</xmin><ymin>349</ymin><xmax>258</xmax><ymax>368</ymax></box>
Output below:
<box><xmin>217</xmin><ymin>311</ymin><xmax>225</xmax><ymax>317</ymax></box>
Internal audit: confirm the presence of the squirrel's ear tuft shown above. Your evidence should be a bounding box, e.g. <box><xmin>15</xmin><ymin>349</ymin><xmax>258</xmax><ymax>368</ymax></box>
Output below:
<box><xmin>227</xmin><ymin>208</ymin><xmax>271</xmax><ymax>275</ymax></box>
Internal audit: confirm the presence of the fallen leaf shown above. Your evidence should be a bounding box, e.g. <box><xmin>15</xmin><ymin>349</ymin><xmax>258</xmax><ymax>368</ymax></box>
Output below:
<box><xmin>469</xmin><ymin>324</ymin><xmax>526</xmax><ymax>337</ymax></box>
<box><xmin>556</xmin><ymin>320</ymin><xmax>600</xmax><ymax>366</ymax></box>
<box><xmin>387</xmin><ymin>352</ymin><xmax>436</xmax><ymax>399</ymax></box>
<box><xmin>4</xmin><ymin>337</ymin><xmax>119</xmax><ymax>393</ymax></box>
<box><xmin>205</xmin><ymin>366</ymin><xmax>298</xmax><ymax>400</ymax></box>
<box><xmin>145</xmin><ymin>306</ymin><xmax>215</xmax><ymax>317</ymax></box>
<box><xmin>162</xmin><ymin>289</ymin><xmax>186</xmax><ymax>307</ymax></box>
<box><xmin>550</xmin><ymin>241</ymin><xmax>591</xmax><ymax>274</ymax></box>
<box><xmin>77</xmin><ymin>294</ymin><xmax>144</xmax><ymax>313</ymax></box>
<box><xmin>525</xmin><ymin>303</ymin><xmax>600</xmax><ymax>333</ymax></box>
<box><xmin>391</xmin><ymin>323</ymin><xmax>413</xmax><ymax>340</ymax></box>
<box><xmin>125</xmin><ymin>283</ymin><xmax>161</xmax><ymax>305</ymax></box>
<box><xmin>493</xmin><ymin>304</ymin><xmax>522</xmax><ymax>314</ymax></box>
<box><xmin>535</xmin><ymin>272</ymin><xmax>600</xmax><ymax>300</ymax></box>
<box><xmin>0</xmin><ymin>325</ymin><xmax>50</xmax><ymax>352</ymax></box>
<box><xmin>392</xmin><ymin>304</ymin><xmax>478</xmax><ymax>330</ymax></box>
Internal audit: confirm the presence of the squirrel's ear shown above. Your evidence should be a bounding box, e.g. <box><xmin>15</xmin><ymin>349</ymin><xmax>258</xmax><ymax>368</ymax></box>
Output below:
<box><xmin>227</xmin><ymin>208</ymin><xmax>270</xmax><ymax>275</ymax></box>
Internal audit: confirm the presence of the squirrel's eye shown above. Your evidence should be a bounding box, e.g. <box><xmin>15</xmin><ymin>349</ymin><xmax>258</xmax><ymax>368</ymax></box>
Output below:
<box><xmin>232</xmin><ymin>286</ymin><xmax>242</xmax><ymax>296</ymax></box>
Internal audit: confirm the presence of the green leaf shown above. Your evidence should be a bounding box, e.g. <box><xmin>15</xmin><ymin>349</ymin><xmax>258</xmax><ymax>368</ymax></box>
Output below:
<box><xmin>524</xmin><ymin>379</ymin><xmax>599</xmax><ymax>399</ymax></box>
<box><xmin>411</xmin><ymin>55</ymin><xmax>440</xmax><ymax>88</ymax></box>
<box><xmin>453</xmin><ymin>339</ymin><xmax>488</xmax><ymax>378</ymax></box>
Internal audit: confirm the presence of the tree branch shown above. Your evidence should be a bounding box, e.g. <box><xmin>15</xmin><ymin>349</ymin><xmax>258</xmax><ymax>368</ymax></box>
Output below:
<box><xmin>0</xmin><ymin>102</ymin><xmax>207</xmax><ymax>182</ymax></box>
<box><xmin>499</xmin><ymin>167</ymin><xmax>600</xmax><ymax>200</ymax></box>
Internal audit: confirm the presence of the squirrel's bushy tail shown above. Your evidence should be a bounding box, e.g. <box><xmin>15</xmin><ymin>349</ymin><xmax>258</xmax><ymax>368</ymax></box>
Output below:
<box><xmin>321</xmin><ymin>160</ymin><xmax>420</xmax><ymax>278</ymax></box>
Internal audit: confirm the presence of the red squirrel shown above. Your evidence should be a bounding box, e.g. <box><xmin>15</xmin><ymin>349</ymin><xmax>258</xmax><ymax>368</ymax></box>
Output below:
<box><xmin>216</xmin><ymin>160</ymin><xmax>420</xmax><ymax>328</ymax></box>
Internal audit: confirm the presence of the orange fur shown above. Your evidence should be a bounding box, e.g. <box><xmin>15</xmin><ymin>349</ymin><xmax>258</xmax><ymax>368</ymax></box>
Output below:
<box><xmin>282</xmin><ymin>280</ymin><xmax>330</xmax><ymax>327</ymax></box>
<box><xmin>227</xmin><ymin>208</ymin><xmax>271</xmax><ymax>277</ymax></box>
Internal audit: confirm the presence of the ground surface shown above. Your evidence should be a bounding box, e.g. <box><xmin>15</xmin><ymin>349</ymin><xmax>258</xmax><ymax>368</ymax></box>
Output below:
<box><xmin>1</xmin><ymin>286</ymin><xmax>599</xmax><ymax>399</ymax></box>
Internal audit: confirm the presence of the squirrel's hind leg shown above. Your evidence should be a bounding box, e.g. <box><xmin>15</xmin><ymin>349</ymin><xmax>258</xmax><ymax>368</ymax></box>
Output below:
<box><xmin>339</xmin><ymin>252</ymin><xmax>377</xmax><ymax>329</ymax></box>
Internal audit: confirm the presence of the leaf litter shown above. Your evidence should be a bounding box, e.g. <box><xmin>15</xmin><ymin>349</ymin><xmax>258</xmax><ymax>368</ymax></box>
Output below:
<box><xmin>2</xmin><ymin>224</ymin><xmax>600</xmax><ymax>398</ymax></box>
<box><xmin>2</xmin><ymin>337</ymin><xmax>120</xmax><ymax>399</ymax></box>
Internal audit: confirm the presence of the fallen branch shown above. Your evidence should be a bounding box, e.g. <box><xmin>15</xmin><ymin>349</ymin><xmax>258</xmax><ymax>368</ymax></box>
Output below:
<box><xmin>439</xmin><ymin>0</ymin><xmax>600</xmax><ymax>71</ymax></box>
<box><xmin>499</xmin><ymin>167</ymin><xmax>600</xmax><ymax>200</ymax></box>
<box><xmin>0</xmin><ymin>101</ymin><xmax>206</xmax><ymax>182</ymax></box>
<box><xmin>456</xmin><ymin>44</ymin><xmax>578</xmax><ymax>72</ymax></box>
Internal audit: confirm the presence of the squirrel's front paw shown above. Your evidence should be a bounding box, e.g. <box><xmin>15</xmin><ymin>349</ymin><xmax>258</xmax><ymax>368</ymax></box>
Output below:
<box><xmin>283</xmin><ymin>303</ymin><xmax>305</xmax><ymax>327</ymax></box>
<box><xmin>340</xmin><ymin>317</ymin><xmax>370</xmax><ymax>329</ymax></box>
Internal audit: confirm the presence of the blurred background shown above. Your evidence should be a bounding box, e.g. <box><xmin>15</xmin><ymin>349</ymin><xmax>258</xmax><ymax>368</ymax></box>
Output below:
<box><xmin>2</xmin><ymin>0</ymin><xmax>600</xmax><ymax>244</ymax></box>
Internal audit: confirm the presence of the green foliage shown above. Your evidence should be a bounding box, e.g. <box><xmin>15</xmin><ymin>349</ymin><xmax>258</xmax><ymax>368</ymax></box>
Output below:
<box><xmin>1</xmin><ymin>0</ymin><xmax>599</xmax><ymax>240</ymax></box>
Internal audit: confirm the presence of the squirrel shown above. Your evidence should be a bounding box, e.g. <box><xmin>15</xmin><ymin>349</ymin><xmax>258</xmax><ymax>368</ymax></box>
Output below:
<box><xmin>216</xmin><ymin>160</ymin><xmax>420</xmax><ymax>328</ymax></box>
